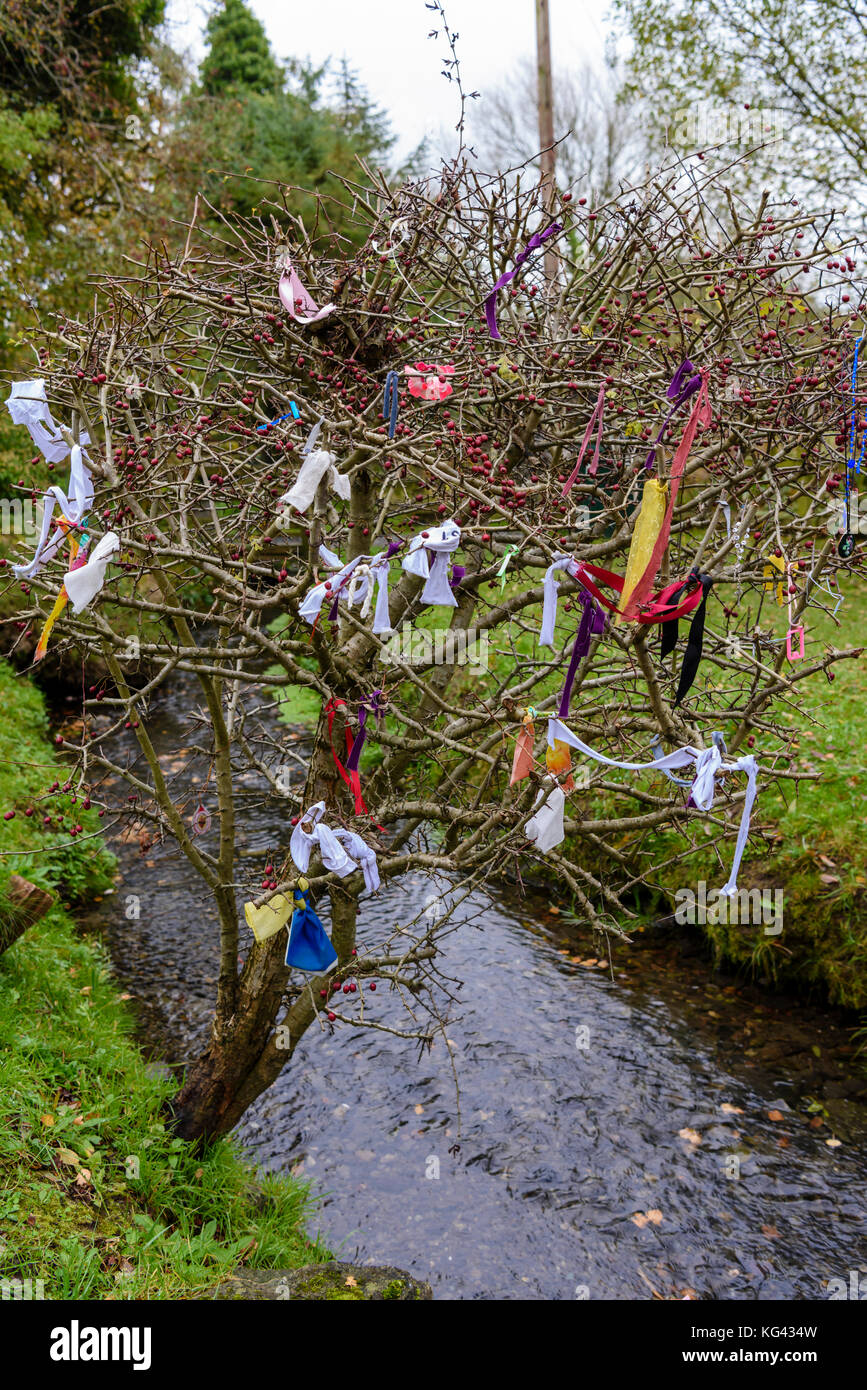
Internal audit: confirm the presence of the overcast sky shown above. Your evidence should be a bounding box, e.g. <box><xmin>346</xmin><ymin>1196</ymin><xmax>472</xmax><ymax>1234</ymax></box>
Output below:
<box><xmin>165</xmin><ymin>0</ymin><xmax>611</xmax><ymax>157</ymax></box>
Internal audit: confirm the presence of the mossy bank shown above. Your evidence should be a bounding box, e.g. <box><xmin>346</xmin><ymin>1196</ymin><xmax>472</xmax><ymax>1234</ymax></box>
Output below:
<box><xmin>0</xmin><ymin>658</ymin><xmax>329</xmax><ymax>1299</ymax></box>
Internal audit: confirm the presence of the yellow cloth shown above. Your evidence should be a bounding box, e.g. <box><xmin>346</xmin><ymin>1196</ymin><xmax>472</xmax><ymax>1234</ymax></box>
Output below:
<box><xmin>545</xmin><ymin>736</ymin><xmax>574</xmax><ymax>792</ymax></box>
<box><xmin>763</xmin><ymin>555</ymin><xmax>786</xmax><ymax>606</ymax></box>
<box><xmin>34</xmin><ymin>531</ymin><xmax>80</xmax><ymax>663</ymax></box>
<box><xmin>617</xmin><ymin>478</ymin><xmax>668</xmax><ymax>625</ymax></box>
<box><xmin>245</xmin><ymin>892</ymin><xmax>293</xmax><ymax>944</ymax></box>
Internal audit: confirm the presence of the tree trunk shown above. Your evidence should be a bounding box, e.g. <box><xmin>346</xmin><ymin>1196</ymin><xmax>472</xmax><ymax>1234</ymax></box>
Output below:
<box><xmin>0</xmin><ymin>876</ymin><xmax>53</xmax><ymax>956</ymax></box>
<box><xmin>535</xmin><ymin>0</ymin><xmax>558</xmax><ymax>282</ymax></box>
<box><xmin>168</xmin><ymin>882</ymin><xmax>359</xmax><ymax>1143</ymax></box>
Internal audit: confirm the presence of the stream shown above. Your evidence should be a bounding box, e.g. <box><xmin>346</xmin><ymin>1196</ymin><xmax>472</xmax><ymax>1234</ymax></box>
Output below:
<box><xmin>87</xmin><ymin>674</ymin><xmax>867</xmax><ymax>1301</ymax></box>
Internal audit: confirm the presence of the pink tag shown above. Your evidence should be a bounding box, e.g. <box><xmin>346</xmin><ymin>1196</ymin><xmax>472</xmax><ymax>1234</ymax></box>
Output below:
<box><xmin>404</xmin><ymin>363</ymin><xmax>454</xmax><ymax>402</ymax></box>
<box><xmin>786</xmin><ymin>626</ymin><xmax>805</xmax><ymax>661</ymax></box>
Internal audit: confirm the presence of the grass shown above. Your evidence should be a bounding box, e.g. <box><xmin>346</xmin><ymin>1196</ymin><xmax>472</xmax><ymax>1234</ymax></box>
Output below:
<box><xmin>646</xmin><ymin>577</ymin><xmax>867</xmax><ymax>1007</ymax></box>
<box><xmin>0</xmin><ymin>656</ymin><xmax>330</xmax><ymax>1300</ymax></box>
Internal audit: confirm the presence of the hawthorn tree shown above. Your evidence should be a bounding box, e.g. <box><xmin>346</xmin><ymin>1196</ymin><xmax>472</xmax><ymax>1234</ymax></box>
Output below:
<box><xmin>5</xmin><ymin>156</ymin><xmax>862</xmax><ymax>1142</ymax></box>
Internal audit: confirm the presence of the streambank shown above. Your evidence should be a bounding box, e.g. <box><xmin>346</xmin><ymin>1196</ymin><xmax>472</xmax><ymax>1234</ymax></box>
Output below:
<box><xmin>0</xmin><ymin>658</ymin><xmax>330</xmax><ymax>1300</ymax></box>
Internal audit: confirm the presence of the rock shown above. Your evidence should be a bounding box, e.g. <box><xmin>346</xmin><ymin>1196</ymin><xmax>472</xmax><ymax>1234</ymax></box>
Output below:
<box><xmin>820</xmin><ymin>1099</ymin><xmax>867</xmax><ymax>1144</ymax></box>
<box><xmin>205</xmin><ymin>1262</ymin><xmax>432</xmax><ymax>1301</ymax></box>
<box><xmin>0</xmin><ymin>875</ymin><xmax>54</xmax><ymax>955</ymax></box>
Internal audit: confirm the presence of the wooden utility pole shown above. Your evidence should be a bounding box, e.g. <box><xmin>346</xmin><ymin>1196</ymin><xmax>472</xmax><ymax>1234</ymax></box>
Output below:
<box><xmin>535</xmin><ymin>0</ymin><xmax>557</xmax><ymax>282</ymax></box>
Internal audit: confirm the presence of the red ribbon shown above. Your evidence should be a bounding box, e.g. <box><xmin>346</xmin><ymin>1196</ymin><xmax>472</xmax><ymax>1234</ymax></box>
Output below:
<box><xmin>621</xmin><ymin>371</ymin><xmax>711</xmax><ymax>620</ymax></box>
<box><xmin>574</xmin><ymin>562</ymin><xmax>705</xmax><ymax>624</ymax></box>
<box><xmin>325</xmin><ymin>698</ymin><xmax>368</xmax><ymax>815</ymax></box>
<box><xmin>562</xmin><ymin>384</ymin><xmax>605</xmax><ymax>493</ymax></box>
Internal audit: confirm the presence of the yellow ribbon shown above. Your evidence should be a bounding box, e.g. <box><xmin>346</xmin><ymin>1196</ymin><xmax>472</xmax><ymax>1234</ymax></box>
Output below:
<box><xmin>763</xmin><ymin>554</ymin><xmax>786</xmax><ymax>606</ymax></box>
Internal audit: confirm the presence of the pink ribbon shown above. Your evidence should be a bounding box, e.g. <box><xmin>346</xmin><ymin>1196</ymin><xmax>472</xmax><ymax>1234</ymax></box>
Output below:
<box><xmin>278</xmin><ymin>262</ymin><xmax>335</xmax><ymax>325</ymax></box>
<box><xmin>562</xmin><ymin>385</ymin><xmax>605</xmax><ymax>493</ymax></box>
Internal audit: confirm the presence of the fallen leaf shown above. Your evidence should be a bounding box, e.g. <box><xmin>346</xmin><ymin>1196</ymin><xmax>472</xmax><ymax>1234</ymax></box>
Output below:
<box><xmin>344</xmin><ymin>1275</ymin><xmax>357</xmax><ymax>1287</ymax></box>
<box><xmin>56</xmin><ymin>1147</ymin><xmax>80</xmax><ymax>1166</ymax></box>
<box><xmin>826</xmin><ymin>1137</ymin><xmax>842</xmax><ymax>1149</ymax></box>
<box><xmin>679</xmin><ymin>1127</ymin><xmax>702</xmax><ymax>1145</ymax></box>
<box><xmin>768</xmin><ymin>1109</ymin><xmax>785</xmax><ymax>1122</ymax></box>
<box><xmin>79</xmin><ymin>986</ymin><xmax>92</xmax><ymax>995</ymax></box>
<box><xmin>646</xmin><ymin>1209</ymin><xmax>663</xmax><ymax>1225</ymax></box>
<box><xmin>720</xmin><ymin>1103</ymin><xmax>744</xmax><ymax>1115</ymax></box>
<box><xmin>414</xmin><ymin>1105</ymin><xmax>423</xmax><ymax>1115</ymax></box>
<box><xmin>40</xmin><ymin>1115</ymin><xmax>54</xmax><ymax>1128</ymax></box>
<box><xmin>761</xmin><ymin>1224</ymin><xmax>780</xmax><ymax>1238</ymax></box>
<box><xmin>631</xmin><ymin>1212</ymin><xmax>649</xmax><ymax>1228</ymax></box>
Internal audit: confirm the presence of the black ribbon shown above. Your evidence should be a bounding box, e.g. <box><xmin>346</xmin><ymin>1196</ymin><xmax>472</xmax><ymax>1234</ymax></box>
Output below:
<box><xmin>673</xmin><ymin>575</ymin><xmax>714</xmax><ymax>708</ymax></box>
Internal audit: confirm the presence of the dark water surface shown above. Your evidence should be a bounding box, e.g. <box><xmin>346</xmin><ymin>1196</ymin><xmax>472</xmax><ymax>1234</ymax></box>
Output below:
<box><xmin>97</xmin><ymin>679</ymin><xmax>867</xmax><ymax>1300</ymax></box>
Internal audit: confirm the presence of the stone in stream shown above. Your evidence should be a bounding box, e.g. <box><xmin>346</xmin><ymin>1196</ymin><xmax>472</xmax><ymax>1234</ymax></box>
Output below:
<box><xmin>205</xmin><ymin>1262</ymin><xmax>432</xmax><ymax>1301</ymax></box>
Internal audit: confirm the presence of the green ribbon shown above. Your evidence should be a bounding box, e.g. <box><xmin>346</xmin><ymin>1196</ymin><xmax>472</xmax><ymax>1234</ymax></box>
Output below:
<box><xmin>496</xmin><ymin>544</ymin><xmax>518</xmax><ymax>592</ymax></box>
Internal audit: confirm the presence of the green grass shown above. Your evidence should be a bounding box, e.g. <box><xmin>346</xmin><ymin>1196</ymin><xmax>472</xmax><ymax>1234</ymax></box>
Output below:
<box><xmin>647</xmin><ymin>579</ymin><xmax>867</xmax><ymax>1007</ymax></box>
<box><xmin>0</xmin><ymin>656</ymin><xmax>330</xmax><ymax>1300</ymax></box>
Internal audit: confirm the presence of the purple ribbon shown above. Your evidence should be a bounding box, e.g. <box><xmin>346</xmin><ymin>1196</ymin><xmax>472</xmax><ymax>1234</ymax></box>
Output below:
<box><xmin>385</xmin><ymin>540</ymin><xmax>403</xmax><ymax>559</ymax></box>
<box><xmin>449</xmin><ymin>564</ymin><xmax>466</xmax><ymax>589</ymax></box>
<box><xmin>345</xmin><ymin>689</ymin><xmax>385</xmax><ymax>772</ymax></box>
<box><xmin>484</xmin><ymin>223</ymin><xmax>564</xmax><ymax>339</ymax></box>
<box><xmin>643</xmin><ymin>360</ymin><xmax>702</xmax><ymax>470</ymax></box>
<box><xmin>558</xmin><ymin>592</ymin><xmax>605</xmax><ymax>717</ymax></box>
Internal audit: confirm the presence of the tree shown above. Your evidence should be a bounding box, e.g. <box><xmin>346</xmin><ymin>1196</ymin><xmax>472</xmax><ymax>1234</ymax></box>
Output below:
<box><xmin>468</xmin><ymin>54</ymin><xmax>642</xmax><ymax>201</ymax></box>
<box><xmin>612</xmin><ymin>0</ymin><xmax>867</xmax><ymax>216</ymax></box>
<box><xmin>170</xmin><ymin>4</ymin><xmax>397</xmax><ymax>243</ymax></box>
<box><xmin>0</xmin><ymin>0</ymin><xmax>177</xmax><ymax>376</ymax></box>
<box><xmin>199</xmin><ymin>0</ymin><xmax>282</xmax><ymax>97</ymax></box>
<box><xmin>8</xmin><ymin>155</ymin><xmax>861</xmax><ymax>1142</ymax></box>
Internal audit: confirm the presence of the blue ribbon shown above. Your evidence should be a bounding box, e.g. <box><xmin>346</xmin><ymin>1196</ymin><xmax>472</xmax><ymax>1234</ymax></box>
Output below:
<box><xmin>383</xmin><ymin>371</ymin><xmax>399</xmax><ymax>439</ymax></box>
<box><xmin>285</xmin><ymin>889</ymin><xmax>337</xmax><ymax>973</ymax></box>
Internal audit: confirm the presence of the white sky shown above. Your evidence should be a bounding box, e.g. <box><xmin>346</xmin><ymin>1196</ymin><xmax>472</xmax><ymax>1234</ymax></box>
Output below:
<box><xmin>165</xmin><ymin>0</ymin><xmax>611</xmax><ymax>157</ymax></box>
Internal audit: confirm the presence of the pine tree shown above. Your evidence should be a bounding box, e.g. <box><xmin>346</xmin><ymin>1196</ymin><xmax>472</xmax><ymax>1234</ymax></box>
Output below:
<box><xmin>199</xmin><ymin>0</ymin><xmax>282</xmax><ymax>98</ymax></box>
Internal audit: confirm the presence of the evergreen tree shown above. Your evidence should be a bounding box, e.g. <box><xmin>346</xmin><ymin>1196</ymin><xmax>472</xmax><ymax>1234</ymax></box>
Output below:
<box><xmin>199</xmin><ymin>0</ymin><xmax>282</xmax><ymax>98</ymax></box>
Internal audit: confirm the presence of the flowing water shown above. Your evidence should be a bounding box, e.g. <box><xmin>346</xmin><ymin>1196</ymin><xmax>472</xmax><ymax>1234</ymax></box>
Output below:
<box><xmin>94</xmin><ymin>677</ymin><xmax>867</xmax><ymax>1301</ymax></box>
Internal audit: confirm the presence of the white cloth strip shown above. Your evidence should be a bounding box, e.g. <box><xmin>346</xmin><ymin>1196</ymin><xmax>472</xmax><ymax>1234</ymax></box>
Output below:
<box><xmin>402</xmin><ymin>519</ymin><xmax>461</xmax><ymax>606</ymax></box>
<box><xmin>540</xmin><ymin>553</ymin><xmax>580</xmax><ymax>647</ymax></box>
<box><xmin>63</xmin><ymin>532</ymin><xmax>119</xmax><ymax>612</ymax></box>
<box><xmin>547</xmin><ymin>717</ymin><xmax>758</xmax><ymax>894</ymax></box>
<box><xmin>290</xmin><ymin>802</ymin><xmax>379</xmax><ymax>892</ymax></box>
<box><xmin>299</xmin><ymin>550</ymin><xmax>393</xmax><ymax>635</ymax></box>
<box><xmin>5</xmin><ymin>380</ymin><xmax>90</xmax><ymax>463</ymax></box>
<box><xmin>525</xmin><ymin>778</ymin><xmax>566</xmax><ymax>852</ymax></box>
<box><xmin>12</xmin><ymin>443</ymin><xmax>94</xmax><ymax>578</ymax></box>
<box><xmin>279</xmin><ymin>448</ymin><xmax>350</xmax><ymax>514</ymax></box>
<box><xmin>331</xmin><ymin>827</ymin><xmax>381</xmax><ymax>893</ymax></box>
